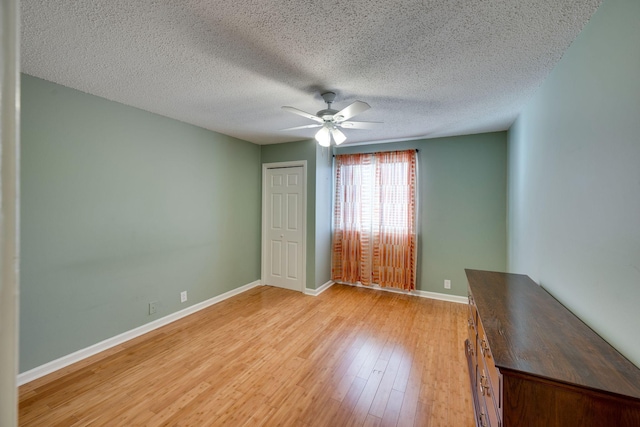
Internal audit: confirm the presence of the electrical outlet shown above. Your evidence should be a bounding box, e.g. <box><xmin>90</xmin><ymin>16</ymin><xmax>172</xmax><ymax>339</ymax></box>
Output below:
<box><xmin>444</xmin><ymin>280</ymin><xmax>451</xmax><ymax>289</ymax></box>
<box><xmin>149</xmin><ymin>301</ymin><xmax>157</xmax><ymax>315</ymax></box>
<box><xmin>180</xmin><ymin>291</ymin><xmax>187</xmax><ymax>303</ymax></box>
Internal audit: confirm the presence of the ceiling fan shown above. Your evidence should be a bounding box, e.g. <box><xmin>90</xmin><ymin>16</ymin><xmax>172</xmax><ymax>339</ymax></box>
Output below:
<box><xmin>281</xmin><ymin>92</ymin><xmax>381</xmax><ymax>146</ymax></box>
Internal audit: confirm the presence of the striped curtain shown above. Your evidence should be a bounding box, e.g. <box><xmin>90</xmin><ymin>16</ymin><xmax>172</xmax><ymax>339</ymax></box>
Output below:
<box><xmin>332</xmin><ymin>150</ymin><xmax>417</xmax><ymax>291</ymax></box>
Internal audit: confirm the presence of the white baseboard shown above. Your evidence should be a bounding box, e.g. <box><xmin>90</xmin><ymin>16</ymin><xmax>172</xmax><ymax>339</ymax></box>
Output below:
<box><xmin>338</xmin><ymin>281</ymin><xmax>468</xmax><ymax>304</ymax></box>
<box><xmin>304</xmin><ymin>280</ymin><xmax>334</xmax><ymax>296</ymax></box>
<box><xmin>18</xmin><ymin>280</ymin><xmax>262</xmax><ymax>386</ymax></box>
<box><xmin>412</xmin><ymin>289</ymin><xmax>468</xmax><ymax>304</ymax></box>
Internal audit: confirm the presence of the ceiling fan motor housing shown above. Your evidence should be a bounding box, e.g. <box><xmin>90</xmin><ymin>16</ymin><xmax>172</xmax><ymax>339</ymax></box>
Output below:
<box><xmin>316</xmin><ymin>108</ymin><xmax>339</xmax><ymax>120</ymax></box>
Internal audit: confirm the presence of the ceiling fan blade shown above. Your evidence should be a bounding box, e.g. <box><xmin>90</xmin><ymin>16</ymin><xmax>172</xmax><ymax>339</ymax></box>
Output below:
<box><xmin>281</xmin><ymin>124</ymin><xmax>323</xmax><ymax>131</ymax></box>
<box><xmin>338</xmin><ymin>121</ymin><xmax>382</xmax><ymax>129</ymax></box>
<box><xmin>333</xmin><ymin>101</ymin><xmax>370</xmax><ymax>121</ymax></box>
<box><xmin>330</xmin><ymin>128</ymin><xmax>347</xmax><ymax>145</ymax></box>
<box><xmin>282</xmin><ymin>106</ymin><xmax>323</xmax><ymax>123</ymax></box>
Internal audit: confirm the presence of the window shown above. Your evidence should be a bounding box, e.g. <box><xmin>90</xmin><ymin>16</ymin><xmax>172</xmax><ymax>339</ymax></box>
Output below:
<box><xmin>331</xmin><ymin>150</ymin><xmax>418</xmax><ymax>291</ymax></box>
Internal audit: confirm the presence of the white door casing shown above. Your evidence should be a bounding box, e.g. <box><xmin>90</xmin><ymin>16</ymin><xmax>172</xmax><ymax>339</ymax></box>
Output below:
<box><xmin>262</xmin><ymin>162</ymin><xmax>306</xmax><ymax>292</ymax></box>
<box><xmin>1</xmin><ymin>0</ymin><xmax>20</xmax><ymax>424</ymax></box>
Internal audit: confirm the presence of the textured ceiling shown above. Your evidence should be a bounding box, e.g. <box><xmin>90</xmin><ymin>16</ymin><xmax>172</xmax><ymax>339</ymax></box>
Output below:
<box><xmin>22</xmin><ymin>0</ymin><xmax>601</xmax><ymax>145</ymax></box>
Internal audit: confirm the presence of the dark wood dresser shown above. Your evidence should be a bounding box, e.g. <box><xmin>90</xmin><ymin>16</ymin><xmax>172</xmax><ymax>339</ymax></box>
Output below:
<box><xmin>464</xmin><ymin>269</ymin><xmax>640</xmax><ymax>427</ymax></box>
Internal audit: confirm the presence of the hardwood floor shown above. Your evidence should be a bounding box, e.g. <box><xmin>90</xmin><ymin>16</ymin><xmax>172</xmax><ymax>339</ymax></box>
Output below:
<box><xmin>19</xmin><ymin>284</ymin><xmax>475</xmax><ymax>426</ymax></box>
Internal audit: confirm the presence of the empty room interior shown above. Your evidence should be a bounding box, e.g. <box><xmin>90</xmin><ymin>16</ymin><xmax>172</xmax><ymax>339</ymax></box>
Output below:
<box><xmin>1</xmin><ymin>0</ymin><xmax>639</xmax><ymax>425</ymax></box>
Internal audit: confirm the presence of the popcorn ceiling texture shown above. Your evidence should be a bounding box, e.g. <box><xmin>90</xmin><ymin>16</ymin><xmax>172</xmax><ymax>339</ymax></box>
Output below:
<box><xmin>21</xmin><ymin>0</ymin><xmax>602</xmax><ymax>145</ymax></box>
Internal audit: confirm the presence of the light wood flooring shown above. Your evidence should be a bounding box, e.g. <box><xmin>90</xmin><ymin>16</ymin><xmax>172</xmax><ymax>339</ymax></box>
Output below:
<box><xmin>19</xmin><ymin>284</ymin><xmax>474</xmax><ymax>426</ymax></box>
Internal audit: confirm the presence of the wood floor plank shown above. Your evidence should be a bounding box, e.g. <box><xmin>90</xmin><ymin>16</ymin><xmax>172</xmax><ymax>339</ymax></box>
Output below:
<box><xmin>363</xmin><ymin>414</ymin><xmax>383</xmax><ymax>427</ymax></box>
<box><xmin>145</xmin><ymin>381</ymin><xmax>211</xmax><ymax>426</ymax></box>
<box><xmin>380</xmin><ymin>388</ymin><xmax>404</xmax><ymax>427</ymax></box>
<box><xmin>332</xmin><ymin>337</ymin><xmax>377</xmax><ymax>402</ymax></box>
<box><xmin>19</xmin><ymin>284</ymin><xmax>474</xmax><ymax>427</ymax></box>
<box><xmin>331</xmin><ymin>376</ymin><xmax>368</xmax><ymax>426</ymax></box>
<box><xmin>303</xmin><ymin>397</ymin><xmax>342</xmax><ymax>427</ymax></box>
<box><xmin>368</xmin><ymin>344</ymin><xmax>404</xmax><ymax>418</ymax></box>
<box><xmin>396</xmin><ymin>355</ymin><xmax>423</xmax><ymax>426</ymax></box>
<box><xmin>348</xmin><ymin>358</ymin><xmax>388</xmax><ymax>426</ymax></box>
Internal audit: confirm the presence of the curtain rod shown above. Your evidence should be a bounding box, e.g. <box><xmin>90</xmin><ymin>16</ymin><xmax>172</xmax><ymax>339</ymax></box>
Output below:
<box><xmin>333</xmin><ymin>148</ymin><xmax>418</xmax><ymax>157</ymax></box>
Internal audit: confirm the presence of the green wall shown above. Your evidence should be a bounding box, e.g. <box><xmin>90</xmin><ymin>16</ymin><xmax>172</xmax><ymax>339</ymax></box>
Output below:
<box><xmin>20</xmin><ymin>75</ymin><xmax>262</xmax><ymax>372</ymax></box>
<box><xmin>336</xmin><ymin>132</ymin><xmax>507</xmax><ymax>296</ymax></box>
<box><xmin>507</xmin><ymin>0</ymin><xmax>640</xmax><ymax>367</ymax></box>
<box><xmin>314</xmin><ymin>145</ymin><xmax>333</xmax><ymax>288</ymax></box>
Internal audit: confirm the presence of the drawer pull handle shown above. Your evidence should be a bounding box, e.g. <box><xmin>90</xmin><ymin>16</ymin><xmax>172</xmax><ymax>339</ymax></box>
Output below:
<box><xmin>479</xmin><ymin>411</ymin><xmax>487</xmax><ymax>427</ymax></box>
<box><xmin>480</xmin><ymin>374</ymin><xmax>491</xmax><ymax>397</ymax></box>
<box><xmin>481</xmin><ymin>339</ymin><xmax>491</xmax><ymax>357</ymax></box>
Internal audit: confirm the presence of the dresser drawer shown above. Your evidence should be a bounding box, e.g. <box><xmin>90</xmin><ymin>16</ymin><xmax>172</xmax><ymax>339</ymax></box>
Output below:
<box><xmin>468</xmin><ymin>293</ymin><xmax>477</xmax><ymax>356</ymax></box>
<box><xmin>476</xmin><ymin>316</ymin><xmax>501</xmax><ymax>406</ymax></box>
<box><xmin>479</xmin><ymin>361</ymin><xmax>501</xmax><ymax>426</ymax></box>
<box><xmin>477</xmin><ymin>366</ymin><xmax>501</xmax><ymax>427</ymax></box>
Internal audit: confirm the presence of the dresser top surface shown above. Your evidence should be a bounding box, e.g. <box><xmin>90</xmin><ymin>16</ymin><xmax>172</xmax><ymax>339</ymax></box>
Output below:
<box><xmin>465</xmin><ymin>269</ymin><xmax>640</xmax><ymax>400</ymax></box>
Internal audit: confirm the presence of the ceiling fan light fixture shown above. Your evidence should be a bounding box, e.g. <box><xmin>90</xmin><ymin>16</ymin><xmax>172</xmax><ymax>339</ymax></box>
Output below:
<box><xmin>331</xmin><ymin>128</ymin><xmax>347</xmax><ymax>145</ymax></box>
<box><xmin>315</xmin><ymin>126</ymin><xmax>331</xmax><ymax>147</ymax></box>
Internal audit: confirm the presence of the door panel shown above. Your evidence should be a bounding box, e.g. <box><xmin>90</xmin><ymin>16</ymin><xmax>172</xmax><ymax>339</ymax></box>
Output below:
<box><xmin>264</xmin><ymin>166</ymin><xmax>304</xmax><ymax>291</ymax></box>
<box><xmin>287</xmin><ymin>193</ymin><xmax>298</xmax><ymax>230</ymax></box>
<box><xmin>271</xmin><ymin>193</ymin><xmax>282</xmax><ymax>229</ymax></box>
<box><xmin>270</xmin><ymin>241</ymin><xmax>282</xmax><ymax>277</ymax></box>
<box><xmin>287</xmin><ymin>241</ymin><xmax>298</xmax><ymax>279</ymax></box>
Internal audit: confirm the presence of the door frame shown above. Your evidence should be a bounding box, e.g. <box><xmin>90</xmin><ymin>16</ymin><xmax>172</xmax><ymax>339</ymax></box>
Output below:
<box><xmin>261</xmin><ymin>161</ymin><xmax>307</xmax><ymax>293</ymax></box>
<box><xmin>1</xmin><ymin>0</ymin><xmax>20</xmax><ymax>423</ymax></box>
